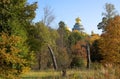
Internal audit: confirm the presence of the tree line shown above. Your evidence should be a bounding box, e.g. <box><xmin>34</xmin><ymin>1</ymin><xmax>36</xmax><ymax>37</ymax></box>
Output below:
<box><xmin>0</xmin><ymin>1</ymin><xmax>120</xmax><ymax>78</ymax></box>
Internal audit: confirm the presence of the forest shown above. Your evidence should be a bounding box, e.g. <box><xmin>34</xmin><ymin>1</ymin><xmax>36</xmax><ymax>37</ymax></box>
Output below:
<box><xmin>0</xmin><ymin>0</ymin><xmax>120</xmax><ymax>79</ymax></box>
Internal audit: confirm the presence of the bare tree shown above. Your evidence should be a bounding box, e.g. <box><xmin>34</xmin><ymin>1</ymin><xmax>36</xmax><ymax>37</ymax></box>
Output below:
<box><xmin>42</xmin><ymin>6</ymin><xmax>55</xmax><ymax>26</ymax></box>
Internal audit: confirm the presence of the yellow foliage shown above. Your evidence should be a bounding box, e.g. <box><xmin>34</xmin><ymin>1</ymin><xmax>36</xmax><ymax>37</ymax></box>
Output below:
<box><xmin>0</xmin><ymin>32</ymin><xmax>27</xmax><ymax>79</ymax></box>
<box><xmin>90</xmin><ymin>33</ymin><xmax>100</xmax><ymax>44</ymax></box>
<box><xmin>21</xmin><ymin>67</ymin><xmax>31</xmax><ymax>74</ymax></box>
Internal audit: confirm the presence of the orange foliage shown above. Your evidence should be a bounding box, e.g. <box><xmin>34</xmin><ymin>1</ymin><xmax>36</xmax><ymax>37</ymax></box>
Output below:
<box><xmin>71</xmin><ymin>40</ymin><xmax>87</xmax><ymax>59</ymax></box>
<box><xmin>99</xmin><ymin>16</ymin><xmax>120</xmax><ymax>64</ymax></box>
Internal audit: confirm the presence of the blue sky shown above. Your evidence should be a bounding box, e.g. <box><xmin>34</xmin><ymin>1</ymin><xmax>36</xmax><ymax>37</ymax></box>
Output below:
<box><xmin>27</xmin><ymin>0</ymin><xmax>120</xmax><ymax>34</ymax></box>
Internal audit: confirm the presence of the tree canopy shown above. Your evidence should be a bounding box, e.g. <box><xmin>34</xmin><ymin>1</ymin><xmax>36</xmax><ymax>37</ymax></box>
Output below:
<box><xmin>99</xmin><ymin>16</ymin><xmax>120</xmax><ymax>65</ymax></box>
<box><xmin>0</xmin><ymin>0</ymin><xmax>37</xmax><ymax>78</ymax></box>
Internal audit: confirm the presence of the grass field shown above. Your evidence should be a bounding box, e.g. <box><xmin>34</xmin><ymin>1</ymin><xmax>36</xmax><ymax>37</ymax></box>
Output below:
<box><xmin>21</xmin><ymin>67</ymin><xmax>120</xmax><ymax>79</ymax></box>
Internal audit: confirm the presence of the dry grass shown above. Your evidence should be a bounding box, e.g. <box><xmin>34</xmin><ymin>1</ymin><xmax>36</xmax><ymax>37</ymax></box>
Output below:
<box><xmin>21</xmin><ymin>66</ymin><xmax>120</xmax><ymax>79</ymax></box>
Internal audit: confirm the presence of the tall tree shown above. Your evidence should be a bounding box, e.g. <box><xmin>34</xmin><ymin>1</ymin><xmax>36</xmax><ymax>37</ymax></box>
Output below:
<box><xmin>56</xmin><ymin>21</ymin><xmax>71</xmax><ymax>69</ymax></box>
<box><xmin>33</xmin><ymin>22</ymin><xmax>50</xmax><ymax>70</ymax></box>
<box><xmin>57</xmin><ymin>21</ymin><xmax>71</xmax><ymax>52</ymax></box>
<box><xmin>57</xmin><ymin>21</ymin><xmax>66</xmax><ymax>48</ymax></box>
<box><xmin>102</xmin><ymin>3</ymin><xmax>117</xmax><ymax>19</ymax></box>
<box><xmin>0</xmin><ymin>0</ymin><xmax>37</xmax><ymax>78</ymax></box>
<box><xmin>31</xmin><ymin>22</ymin><xmax>59</xmax><ymax>70</ymax></box>
<box><xmin>99</xmin><ymin>16</ymin><xmax>120</xmax><ymax>65</ymax></box>
<box><xmin>97</xmin><ymin>3</ymin><xmax>117</xmax><ymax>32</ymax></box>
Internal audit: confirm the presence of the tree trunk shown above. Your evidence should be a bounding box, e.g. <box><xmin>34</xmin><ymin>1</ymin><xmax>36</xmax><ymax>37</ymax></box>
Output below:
<box><xmin>38</xmin><ymin>53</ymin><xmax>41</xmax><ymax>70</ymax></box>
<box><xmin>62</xmin><ymin>69</ymin><xmax>67</xmax><ymax>76</ymax></box>
<box><xmin>86</xmin><ymin>43</ymin><xmax>91</xmax><ymax>69</ymax></box>
<box><xmin>48</xmin><ymin>45</ymin><xmax>58</xmax><ymax>70</ymax></box>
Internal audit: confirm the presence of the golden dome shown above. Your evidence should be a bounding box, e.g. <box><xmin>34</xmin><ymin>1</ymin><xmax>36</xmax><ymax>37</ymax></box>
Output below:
<box><xmin>66</xmin><ymin>26</ymin><xmax>71</xmax><ymax>31</ymax></box>
<box><xmin>76</xmin><ymin>17</ymin><xmax>81</xmax><ymax>23</ymax></box>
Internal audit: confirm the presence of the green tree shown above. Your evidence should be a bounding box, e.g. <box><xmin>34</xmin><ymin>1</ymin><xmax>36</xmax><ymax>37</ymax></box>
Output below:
<box><xmin>97</xmin><ymin>3</ymin><xmax>117</xmax><ymax>32</ymax></box>
<box><xmin>33</xmin><ymin>22</ymin><xmax>50</xmax><ymax>70</ymax></box>
<box><xmin>30</xmin><ymin>22</ymin><xmax>59</xmax><ymax>70</ymax></box>
<box><xmin>102</xmin><ymin>3</ymin><xmax>117</xmax><ymax>19</ymax></box>
<box><xmin>68</xmin><ymin>32</ymin><xmax>85</xmax><ymax>47</ymax></box>
<box><xmin>57</xmin><ymin>21</ymin><xmax>70</xmax><ymax>48</ymax></box>
<box><xmin>0</xmin><ymin>0</ymin><xmax>37</xmax><ymax>78</ymax></box>
<box><xmin>56</xmin><ymin>21</ymin><xmax>71</xmax><ymax>69</ymax></box>
<box><xmin>0</xmin><ymin>0</ymin><xmax>37</xmax><ymax>33</ymax></box>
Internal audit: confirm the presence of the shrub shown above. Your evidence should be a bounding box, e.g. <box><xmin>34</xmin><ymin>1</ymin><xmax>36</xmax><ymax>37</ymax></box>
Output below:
<box><xmin>70</xmin><ymin>57</ymin><xmax>85</xmax><ymax>68</ymax></box>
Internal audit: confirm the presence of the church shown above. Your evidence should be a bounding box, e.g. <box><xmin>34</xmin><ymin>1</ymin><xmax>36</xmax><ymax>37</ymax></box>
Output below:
<box><xmin>72</xmin><ymin>17</ymin><xmax>84</xmax><ymax>32</ymax></box>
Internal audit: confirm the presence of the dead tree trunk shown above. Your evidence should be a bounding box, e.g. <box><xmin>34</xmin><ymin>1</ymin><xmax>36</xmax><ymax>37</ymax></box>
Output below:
<box><xmin>48</xmin><ymin>45</ymin><xmax>58</xmax><ymax>70</ymax></box>
<box><xmin>86</xmin><ymin>43</ymin><xmax>91</xmax><ymax>69</ymax></box>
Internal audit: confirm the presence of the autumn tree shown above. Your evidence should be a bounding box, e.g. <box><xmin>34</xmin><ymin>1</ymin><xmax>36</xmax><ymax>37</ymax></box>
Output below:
<box><xmin>99</xmin><ymin>16</ymin><xmax>120</xmax><ymax>65</ymax></box>
<box><xmin>70</xmin><ymin>40</ymin><xmax>87</xmax><ymax>68</ymax></box>
<box><xmin>97</xmin><ymin>3</ymin><xmax>117</xmax><ymax>32</ymax></box>
<box><xmin>0</xmin><ymin>33</ymin><xmax>29</xmax><ymax>79</ymax></box>
<box><xmin>67</xmin><ymin>31</ymin><xmax>88</xmax><ymax>68</ymax></box>
<box><xmin>0</xmin><ymin>0</ymin><xmax>37</xmax><ymax>78</ymax></box>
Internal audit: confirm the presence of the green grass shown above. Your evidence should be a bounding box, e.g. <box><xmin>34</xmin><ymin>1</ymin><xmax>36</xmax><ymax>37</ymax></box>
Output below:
<box><xmin>21</xmin><ymin>70</ymin><xmax>60</xmax><ymax>78</ymax></box>
<box><xmin>21</xmin><ymin>69</ymin><xmax>93</xmax><ymax>79</ymax></box>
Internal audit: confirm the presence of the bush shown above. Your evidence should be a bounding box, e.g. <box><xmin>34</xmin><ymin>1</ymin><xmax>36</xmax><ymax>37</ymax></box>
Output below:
<box><xmin>70</xmin><ymin>57</ymin><xmax>85</xmax><ymax>68</ymax></box>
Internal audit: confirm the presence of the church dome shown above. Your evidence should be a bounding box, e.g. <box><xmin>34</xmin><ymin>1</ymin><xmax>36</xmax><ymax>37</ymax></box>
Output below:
<box><xmin>72</xmin><ymin>17</ymin><xmax>84</xmax><ymax>32</ymax></box>
<box><xmin>66</xmin><ymin>26</ymin><xmax>71</xmax><ymax>31</ymax></box>
<box><xmin>75</xmin><ymin>17</ymin><xmax>81</xmax><ymax>23</ymax></box>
